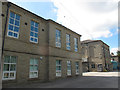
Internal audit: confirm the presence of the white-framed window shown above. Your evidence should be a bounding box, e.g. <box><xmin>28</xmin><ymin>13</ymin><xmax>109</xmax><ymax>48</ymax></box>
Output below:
<box><xmin>56</xmin><ymin>30</ymin><xmax>61</xmax><ymax>48</ymax></box>
<box><xmin>3</xmin><ymin>56</ymin><xmax>17</xmax><ymax>80</ymax></box>
<box><xmin>67</xmin><ymin>61</ymin><xmax>71</xmax><ymax>76</ymax></box>
<box><xmin>30</xmin><ymin>21</ymin><xmax>39</xmax><ymax>43</ymax></box>
<box><xmin>7</xmin><ymin>11</ymin><xmax>20</xmax><ymax>38</ymax></box>
<box><xmin>74</xmin><ymin>38</ymin><xmax>78</xmax><ymax>52</ymax></box>
<box><xmin>56</xmin><ymin>60</ymin><xmax>61</xmax><ymax>77</ymax></box>
<box><xmin>75</xmin><ymin>62</ymin><xmax>79</xmax><ymax>75</ymax></box>
<box><xmin>66</xmin><ymin>34</ymin><xmax>70</xmax><ymax>50</ymax></box>
<box><xmin>29</xmin><ymin>58</ymin><xmax>38</xmax><ymax>78</ymax></box>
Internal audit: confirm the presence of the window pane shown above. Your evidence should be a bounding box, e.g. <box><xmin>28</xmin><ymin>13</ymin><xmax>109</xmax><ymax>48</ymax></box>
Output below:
<box><xmin>34</xmin><ymin>59</ymin><xmax>38</xmax><ymax>65</ymax></box>
<box><xmin>9</xmin><ymin>18</ymin><xmax>14</xmax><ymax>24</ymax></box>
<box><xmin>3</xmin><ymin>64</ymin><xmax>9</xmax><ymax>71</ymax></box>
<box><xmin>35</xmin><ymin>33</ymin><xmax>38</xmax><ymax>38</ymax></box>
<box><xmin>30</xmin><ymin>72</ymin><xmax>34</xmax><ymax>78</ymax></box>
<box><xmin>15</xmin><ymin>20</ymin><xmax>20</xmax><ymax>26</ymax></box>
<box><xmin>31</xmin><ymin>26</ymin><xmax>34</xmax><ymax>31</ymax></box>
<box><xmin>8</xmin><ymin>25</ymin><xmax>14</xmax><ymax>31</ymax></box>
<box><xmin>34</xmin><ymin>66</ymin><xmax>38</xmax><ymax>71</ymax></box>
<box><xmin>30</xmin><ymin>59</ymin><xmax>34</xmax><ymax>65</ymax></box>
<box><xmin>35</xmin><ymin>23</ymin><xmax>38</xmax><ymax>27</ymax></box>
<box><xmin>30</xmin><ymin>37</ymin><xmax>34</xmax><ymax>41</ymax></box>
<box><xmin>35</xmin><ymin>28</ymin><xmax>38</xmax><ymax>32</ymax></box>
<box><xmin>56</xmin><ymin>66</ymin><xmax>59</xmax><ymax>70</ymax></box>
<box><xmin>10</xmin><ymin>12</ymin><xmax>15</xmax><ymax>18</ymax></box>
<box><xmin>31</xmin><ymin>21</ymin><xmax>34</xmax><ymax>26</ymax></box>
<box><xmin>4</xmin><ymin>56</ymin><xmax>10</xmax><ymax>63</ymax></box>
<box><xmin>10</xmin><ymin>73</ymin><xmax>14</xmax><ymax>78</ymax></box>
<box><xmin>10</xmin><ymin>64</ymin><xmax>16</xmax><ymax>71</ymax></box>
<box><xmin>4</xmin><ymin>73</ymin><xmax>9</xmax><ymax>78</ymax></box>
<box><xmin>30</xmin><ymin>32</ymin><xmax>34</xmax><ymax>36</ymax></box>
<box><xmin>56</xmin><ymin>60</ymin><xmax>60</xmax><ymax>65</ymax></box>
<box><xmin>14</xmin><ymin>33</ymin><xmax>18</xmax><ymax>38</ymax></box>
<box><xmin>8</xmin><ymin>31</ymin><xmax>13</xmax><ymax>36</ymax></box>
<box><xmin>30</xmin><ymin>65</ymin><xmax>34</xmax><ymax>71</ymax></box>
<box><xmin>14</xmin><ymin>26</ymin><xmax>19</xmax><ymax>32</ymax></box>
<box><xmin>34</xmin><ymin>38</ymin><xmax>38</xmax><ymax>42</ymax></box>
<box><xmin>16</xmin><ymin>14</ymin><xmax>20</xmax><ymax>20</ymax></box>
<box><xmin>34</xmin><ymin>72</ymin><xmax>38</xmax><ymax>77</ymax></box>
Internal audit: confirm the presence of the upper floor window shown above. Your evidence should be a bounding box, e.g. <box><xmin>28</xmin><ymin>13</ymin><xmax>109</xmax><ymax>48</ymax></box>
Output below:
<box><xmin>7</xmin><ymin>12</ymin><xmax>20</xmax><ymax>38</ymax></box>
<box><xmin>74</xmin><ymin>38</ymin><xmax>78</xmax><ymax>52</ymax></box>
<box><xmin>66</xmin><ymin>34</ymin><xmax>70</xmax><ymax>50</ymax></box>
<box><xmin>30</xmin><ymin>21</ymin><xmax>38</xmax><ymax>43</ymax></box>
<box><xmin>56</xmin><ymin>30</ymin><xmax>61</xmax><ymax>48</ymax></box>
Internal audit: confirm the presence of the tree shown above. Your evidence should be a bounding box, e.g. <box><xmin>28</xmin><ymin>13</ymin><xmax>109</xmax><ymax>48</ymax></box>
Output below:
<box><xmin>117</xmin><ymin>51</ymin><xmax>120</xmax><ymax>62</ymax></box>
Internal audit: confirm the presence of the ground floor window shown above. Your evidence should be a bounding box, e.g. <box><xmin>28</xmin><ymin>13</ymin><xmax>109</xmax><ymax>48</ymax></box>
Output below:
<box><xmin>75</xmin><ymin>62</ymin><xmax>79</xmax><ymax>75</ymax></box>
<box><xmin>67</xmin><ymin>61</ymin><xmax>71</xmax><ymax>76</ymax></box>
<box><xmin>91</xmin><ymin>64</ymin><xmax>95</xmax><ymax>68</ymax></box>
<box><xmin>29</xmin><ymin>58</ymin><xmax>38</xmax><ymax>78</ymax></box>
<box><xmin>3</xmin><ymin>56</ymin><xmax>17</xmax><ymax>80</ymax></box>
<box><xmin>56</xmin><ymin>60</ymin><xmax>61</xmax><ymax>77</ymax></box>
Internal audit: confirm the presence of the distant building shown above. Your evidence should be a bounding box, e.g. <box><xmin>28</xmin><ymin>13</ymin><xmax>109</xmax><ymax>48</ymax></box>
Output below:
<box><xmin>81</xmin><ymin>40</ymin><xmax>112</xmax><ymax>72</ymax></box>
<box><xmin>0</xmin><ymin>1</ymin><xmax>82</xmax><ymax>85</ymax></box>
<box><xmin>111</xmin><ymin>55</ymin><xmax>120</xmax><ymax>70</ymax></box>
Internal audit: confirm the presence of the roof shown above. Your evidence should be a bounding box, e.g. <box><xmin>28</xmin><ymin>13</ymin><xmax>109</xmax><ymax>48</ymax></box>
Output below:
<box><xmin>81</xmin><ymin>40</ymin><xmax>109</xmax><ymax>47</ymax></box>
<box><xmin>47</xmin><ymin>19</ymin><xmax>82</xmax><ymax>37</ymax></box>
<box><xmin>5</xmin><ymin>1</ymin><xmax>81</xmax><ymax>37</ymax></box>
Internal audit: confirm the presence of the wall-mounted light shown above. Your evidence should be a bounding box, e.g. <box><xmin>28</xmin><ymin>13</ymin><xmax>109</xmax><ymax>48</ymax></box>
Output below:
<box><xmin>40</xmin><ymin>57</ymin><xmax>43</xmax><ymax>60</ymax></box>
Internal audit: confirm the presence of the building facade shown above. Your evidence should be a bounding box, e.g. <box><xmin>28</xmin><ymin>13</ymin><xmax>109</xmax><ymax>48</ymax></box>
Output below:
<box><xmin>81</xmin><ymin>40</ymin><xmax>112</xmax><ymax>72</ymax></box>
<box><xmin>111</xmin><ymin>55</ymin><xmax>120</xmax><ymax>70</ymax></box>
<box><xmin>1</xmin><ymin>2</ymin><xmax>82</xmax><ymax>85</ymax></box>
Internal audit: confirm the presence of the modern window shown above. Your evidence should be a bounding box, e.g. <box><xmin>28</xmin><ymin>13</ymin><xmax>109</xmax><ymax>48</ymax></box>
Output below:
<box><xmin>30</xmin><ymin>21</ymin><xmax>39</xmax><ymax>43</ymax></box>
<box><xmin>75</xmin><ymin>62</ymin><xmax>79</xmax><ymax>75</ymax></box>
<box><xmin>56</xmin><ymin>30</ymin><xmax>61</xmax><ymax>48</ymax></box>
<box><xmin>67</xmin><ymin>61</ymin><xmax>71</xmax><ymax>76</ymax></box>
<box><xmin>74</xmin><ymin>38</ymin><xmax>78</xmax><ymax>52</ymax></box>
<box><xmin>29</xmin><ymin>58</ymin><xmax>38</xmax><ymax>78</ymax></box>
<box><xmin>3</xmin><ymin>56</ymin><xmax>17</xmax><ymax>80</ymax></box>
<box><xmin>7</xmin><ymin>12</ymin><xmax>20</xmax><ymax>38</ymax></box>
<box><xmin>66</xmin><ymin>34</ymin><xmax>70</xmax><ymax>50</ymax></box>
<box><xmin>56</xmin><ymin>60</ymin><xmax>61</xmax><ymax>77</ymax></box>
<box><xmin>91</xmin><ymin>64</ymin><xmax>95</xmax><ymax>68</ymax></box>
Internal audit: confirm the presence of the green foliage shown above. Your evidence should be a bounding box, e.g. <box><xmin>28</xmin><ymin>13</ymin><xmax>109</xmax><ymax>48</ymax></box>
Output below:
<box><xmin>117</xmin><ymin>51</ymin><xmax>120</xmax><ymax>62</ymax></box>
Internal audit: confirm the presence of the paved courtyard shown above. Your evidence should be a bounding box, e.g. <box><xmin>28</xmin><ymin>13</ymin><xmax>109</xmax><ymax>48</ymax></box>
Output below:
<box><xmin>3</xmin><ymin>72</ymin><xmax>119</xmax><ymax>88</ymax></box>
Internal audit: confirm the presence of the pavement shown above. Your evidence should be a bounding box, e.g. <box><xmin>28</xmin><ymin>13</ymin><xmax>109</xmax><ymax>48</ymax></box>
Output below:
<box><xmin>2</xmin><ymin>72</ymin><xmax>119</xmax><ymax>88</ymax></box>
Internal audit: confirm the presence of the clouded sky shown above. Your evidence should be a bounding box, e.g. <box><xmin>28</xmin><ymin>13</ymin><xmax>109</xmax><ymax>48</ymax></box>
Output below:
<box><xmin>8</xmin><ymin>0</ymin><xmax>119</xmax><ymax>55</ymax></box>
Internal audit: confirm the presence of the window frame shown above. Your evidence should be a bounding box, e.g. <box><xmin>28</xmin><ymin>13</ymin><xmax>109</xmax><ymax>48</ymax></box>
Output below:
<box><xmin>67</xmin><ymin>61</ymin><xmax>71</xmax><ymax>76</ymax></box>
<box><xmin>56</xmin><ymin>60</ymin><xmax>62</xmax><ymax>77</ymax></box>
<box><xmin>2</xmin><ymin>56</ymin><xmax>17</xmax><ymax>80</ymax></box>
<box><xmin>66</xmin><ymin>34</ymin><xmax>71</xmax><ymax>50</ymax></box>
<box><xmin>74</xmin><ymin>38</ymin><xmax>78</xmax><ymax>52</ymax></box>
<box><xmin>55</xmin><ymin>29</ymin><xmax>61</xmax><ymax>48</ymax></box>
<box><xmin>29</xmin><ymin>58</ymin><xmax>39</xmax><ymax>78</ymax></box>
<box><xmin>75</xmin><ymin>62</ymin><xmax>79</xmax><ymax>75</ymax></box>
<box><xmin>91</xmin><ymin>64</ymin><xmax>95</xmax><ymax>68</ymax></box>
<box><xmin>30</xmin><ymin>21</ymin><xmax>39</xmax><ymax>43</ymax></box>
<box><xmin>7</xmin><ymin>11</ymin><xmax>20</xmax><ymax>39</ymax></box>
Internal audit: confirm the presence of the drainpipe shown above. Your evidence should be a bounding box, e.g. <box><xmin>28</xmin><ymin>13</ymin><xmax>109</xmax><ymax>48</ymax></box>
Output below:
<box><xmin>0</xmin><ymin>2</ymin><xmax>11</xmax><ymax>87</ymax></box>
<box><xmin>2</xmin><ymin>2</ymin><xmax>11</xmax><ymax>56</ymax></box>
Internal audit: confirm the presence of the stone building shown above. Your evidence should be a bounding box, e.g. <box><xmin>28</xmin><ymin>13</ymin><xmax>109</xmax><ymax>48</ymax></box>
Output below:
<box><xmin>81</xmin><ymin>40</ymin><xmax>112</xmax><ymax>72</ymax></box>
<box><xmin>0</xmin><ymin>1</ymin><xmax>82</xmax><ymax>85</ymax></box>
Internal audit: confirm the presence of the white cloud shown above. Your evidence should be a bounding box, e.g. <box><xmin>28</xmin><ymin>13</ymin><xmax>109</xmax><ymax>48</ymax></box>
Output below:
<box><xmin>110</xmin><ymin>47</ymin><xmax>118</xmax><ymax>55</ymax></box>
<box><xmin>51</xmin><ymin>0</ymin><xmax>118</xmax><ymax>40</ymax></box>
